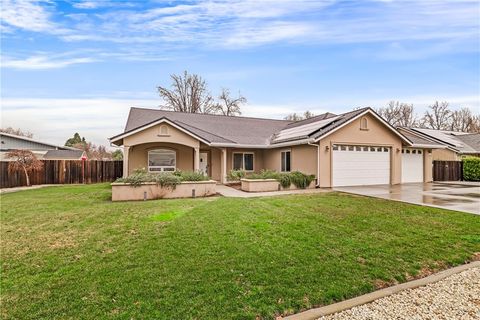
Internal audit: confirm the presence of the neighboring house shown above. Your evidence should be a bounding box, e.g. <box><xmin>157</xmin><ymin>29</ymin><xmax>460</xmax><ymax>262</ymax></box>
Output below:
<box><xmin>110</xmin><ymin>107</ymin><xmax>444</xmax><ymax>187</ymax></box>
<box><xmin>0</xmin><ymin>132</ymin><xmax>81</xmax><ymax>160</ymax></box>
<box><xmin>397</xmin><ymin>128</ymin><xmax>480</xmax><ymax>161</ymax></box>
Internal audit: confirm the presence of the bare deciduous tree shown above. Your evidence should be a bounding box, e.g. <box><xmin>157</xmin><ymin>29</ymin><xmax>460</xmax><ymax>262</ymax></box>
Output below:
<box><xmin>158</xmin><ymin>71</ymin><xmax>217</xmax><ymax>114</ymax></box>
<box><xmin>450</xmin><ymin>108</ymin><xmax>480</xmax><ymax>132</ymax></box>
<box><xmin>215</xmin><ymin>88</ymin><xmax>246</xmax><ymax>116</ymax></box>
<box><xmin>284</xmin><ymin>111</ymin><xmax>315</xmax><ymax>121</ymax></box>
<box><xmin>6</xmin><ymin>150</ymin><xmax>43</xmax><ymax>186</ymax></box>
<box><xmin>0</xmin><ymin>127</ymin><xmax>33</xmax><ymax>138</ymax></box>
<box><xmin>420</xmin><ymin>101</ymin><xmax>452</xmax><ymax>130</ymax></box>
<box><xmin>376</xmin><ymin>101</ymin><xmax>417</xmax><ymax>127</ymax></box>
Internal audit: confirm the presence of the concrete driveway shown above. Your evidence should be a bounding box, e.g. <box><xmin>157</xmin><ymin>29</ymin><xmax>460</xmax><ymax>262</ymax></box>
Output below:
<box><xmin>334</xmin><ymin>182</ymin><xmax>480</xmax><ymax>215</ymax></box>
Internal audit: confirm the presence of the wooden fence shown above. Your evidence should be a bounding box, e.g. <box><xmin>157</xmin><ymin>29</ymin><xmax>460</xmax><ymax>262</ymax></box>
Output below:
<box><xmin>0</xmin><ymin>160</ymin><xmax>123</xmax><ymax>188</ymax></box>
<box><xmin>432</xmin><ymin>160</ymin><xmax>463</xmax><ymax>181</ymax></box>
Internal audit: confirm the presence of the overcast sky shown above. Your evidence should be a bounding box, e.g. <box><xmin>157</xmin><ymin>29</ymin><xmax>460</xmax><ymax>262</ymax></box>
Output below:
<box><xmin>1</xmin><ymin>0</ymin><xmax>479</xmax><ymax>148</ymax></box>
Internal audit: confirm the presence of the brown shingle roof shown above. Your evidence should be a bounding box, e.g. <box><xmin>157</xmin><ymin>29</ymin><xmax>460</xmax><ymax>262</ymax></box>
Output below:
<box><xmin>112</xmin><ymin>107</ymin><xmax>410</xmax><ymax>147</ymax></box>
<box><xmin>43</xmin><ymin>150</ymin><xmax>85</xmax><ymax>160</ymax></box>
<box><xmin>122</xmin><ymin>108</ymin><xmax>292</xmax><ymax>145</ymax></box>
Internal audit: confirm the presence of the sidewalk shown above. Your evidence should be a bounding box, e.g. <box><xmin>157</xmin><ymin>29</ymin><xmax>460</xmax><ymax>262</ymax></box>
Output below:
<box><xmin>216</xmin><ymin>184</ymin><xmax>330</xmax><ymax>198</ymax></box>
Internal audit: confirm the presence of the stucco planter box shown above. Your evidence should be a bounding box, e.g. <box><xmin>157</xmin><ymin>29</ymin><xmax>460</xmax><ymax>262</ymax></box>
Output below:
<box><xmin>240</xmin><ymin>178</ymin><xmax>315</xmax><ymax>192</ymax></box>
<box><xmin>111</xmin><ymin>180</ymin><xmax>217</xmax><ymax>201</ymax></box>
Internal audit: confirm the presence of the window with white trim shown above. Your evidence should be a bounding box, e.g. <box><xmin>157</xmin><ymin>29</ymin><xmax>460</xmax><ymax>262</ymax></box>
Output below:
<box><xmin>148</xmin><ymin>149</ymin><xmax>176</xmax><ymax>172</ymax></box>
<box><xmin>281</xmin><ymin>150</ymin><xmax>291</xmax><ymax>172</ymax></box>
<box><xmin>233</xmin><ymin>152</ymin><xmax>254</xmax><ymax>171</ymax></box>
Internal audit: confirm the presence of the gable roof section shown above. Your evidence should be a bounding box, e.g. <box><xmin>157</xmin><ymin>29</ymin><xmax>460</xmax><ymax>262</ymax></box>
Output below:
<box><xmin>408</xmin><ymin>128</ymin><xmax>480</xmax><ymax>153</ymax></box>
<box><xmin>311</xmin><ymin>108</ymin><xmax>412</xmax><ymax>145</ymax></box>
<box><xmin>397</xmin><ymin>128</ymin><xmax>445</xmax><ymax>148</ymax></box>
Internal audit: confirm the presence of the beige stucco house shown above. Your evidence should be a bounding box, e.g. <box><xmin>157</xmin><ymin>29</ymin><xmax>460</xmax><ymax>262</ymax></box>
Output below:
<box><xmin>110</xmin><ymin>107</ymin><xmax>439</xmax><ymax>187</ymax></box>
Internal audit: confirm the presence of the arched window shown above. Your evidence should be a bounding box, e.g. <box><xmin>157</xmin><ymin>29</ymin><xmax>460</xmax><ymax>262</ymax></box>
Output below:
<box><xmin>159</xmin><ymin>125</ymin><xmax>169</xmax><ymax>135</ymax></box>
<box><xmin>360</xmin><ymin>117</ymin><xmax>368</xmax><ymax>130</ymax></box>
<box><xmin>148</xmin><ymin>149</ymin><xmax>176</xmax><ymax>172</ymax></box>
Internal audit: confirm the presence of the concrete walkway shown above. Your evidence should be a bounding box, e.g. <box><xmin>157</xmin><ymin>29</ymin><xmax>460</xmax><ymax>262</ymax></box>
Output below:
<box><xmin>216</xmin><ymin>184</ymin><xmax>330</xmax><ymax>198</ymax></box>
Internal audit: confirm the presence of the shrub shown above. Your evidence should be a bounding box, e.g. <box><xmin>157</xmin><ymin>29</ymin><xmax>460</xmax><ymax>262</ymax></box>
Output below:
<box><xmin>463</xmin><ymin>157</ymin><xmax>480</xmax><ymax>181</ymax></box>
<box><xmin>173</xmin><ymin>170</ymin><xmax>209</xmax><ymax>182</ymax></box>
<box><xmin>246</xmin><ymin>169</ymin><xmax>315</xmax><ymax>189</ymax></box>
<box><xmin>249</xmin><ymin>169</ymin><xmax>279</xmax><ymax>180</ymax></box>
<box><xmin>228</xmin><ymin>169</ymin><xmax>246</xmax><ymax>181</ymax></box>
<box><xmin>115</xmin><ymin>168</ymin><xmax>209</xmax><ymax>188</ymax></box>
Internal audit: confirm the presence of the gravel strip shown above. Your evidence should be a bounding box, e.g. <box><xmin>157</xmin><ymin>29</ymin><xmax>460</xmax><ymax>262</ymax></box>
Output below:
<box><xmin>319</xmin><ymin>267</ymin><xmax>480</xmax><ymax>320</ymax></box>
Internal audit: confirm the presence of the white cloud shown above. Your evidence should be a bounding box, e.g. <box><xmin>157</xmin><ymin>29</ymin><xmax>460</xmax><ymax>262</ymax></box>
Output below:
<box><xmin>1</xmin><ymin>54</ymin><xmax>96</xmax><ymax>69</ymax></box>
<box><xmin>0</xmin><ymin>0</ymin><xmax>70</xmax><ymax>34</ymax></box>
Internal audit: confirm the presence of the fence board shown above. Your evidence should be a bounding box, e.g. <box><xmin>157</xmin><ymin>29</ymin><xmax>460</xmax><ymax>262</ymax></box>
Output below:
<box><xmin>432</xmin><ymin>160</ymin><xmax>463</xmax><ymax>181</ymax></box>
<box><xmin>0</xmin><ymin>160</ymin><xmax>123</xmax><ymax>188</ymax></box>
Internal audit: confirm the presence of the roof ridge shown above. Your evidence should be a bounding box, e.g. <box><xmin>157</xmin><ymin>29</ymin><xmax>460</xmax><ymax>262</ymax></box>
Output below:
<box><xmin>130</xmin><ymin>107</ymin><xmax>292</xmax><ymax>122</ymax></box>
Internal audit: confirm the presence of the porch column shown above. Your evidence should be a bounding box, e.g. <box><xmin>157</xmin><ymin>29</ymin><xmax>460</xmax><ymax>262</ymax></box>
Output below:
<box><xmin>123</xmin><ymin>146</ymin><xmax>130</xmax><ymax>177</ymax></box>
<box><xmin>220</xmin><ymin>148</ymin><xmax>227</xmax><ymax>184</ymax></box>
<box><xmin>194</xmin><ymin>147</ymin><xmax>200</xmax><ymax>171</ymax></box>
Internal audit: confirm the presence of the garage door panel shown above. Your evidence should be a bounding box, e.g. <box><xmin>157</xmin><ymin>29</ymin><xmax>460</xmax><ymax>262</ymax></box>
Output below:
<box><xmin>332</xmin><ymin>146</ymin><xmax>390</xmax><ymax>187</ymax></box>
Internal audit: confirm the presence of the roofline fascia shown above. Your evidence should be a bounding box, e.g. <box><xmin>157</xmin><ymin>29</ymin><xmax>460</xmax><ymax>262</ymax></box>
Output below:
<box><xmin>313</xmin><ymin>109</ymin><xmax>413</xmax><ymax>145</ymax></box>
<box><xmin>210</xmin><ymin>138</ymin><xmax>315</xmax><ymax>149</ymax></box>
<box><xmin>409</xmin><ymin>144</ymin><xmax>447</xmax><ymax>149</ymax></box>
<box><xmin>109</xmin><ymin>118</ymin><xmax>211</xmax><ymax>145</ymax></box>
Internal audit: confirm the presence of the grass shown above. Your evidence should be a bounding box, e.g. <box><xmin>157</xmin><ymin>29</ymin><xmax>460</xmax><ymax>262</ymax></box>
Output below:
<box><xmin>1</xmin><ymin>184</ymin><xmax>479</xmax><ymax>319</ymax></box>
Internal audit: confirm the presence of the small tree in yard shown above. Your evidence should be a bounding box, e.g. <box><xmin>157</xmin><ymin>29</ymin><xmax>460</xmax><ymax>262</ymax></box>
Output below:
<box><xmin>6</xmin><ymin>150</ymin><xmax>43</xmax><ymax>187</ymax></box>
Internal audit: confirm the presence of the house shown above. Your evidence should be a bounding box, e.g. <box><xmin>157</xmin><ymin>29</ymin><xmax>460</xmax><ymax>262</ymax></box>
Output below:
<box><xmin>110</xmin><ymin>107</ymin><xmax>440</xmax><ymax>187</ymax></box>
<box><xmin>0</xmin><ymin>132</ymin><xmax>82</xmax><ymax>161</ymax></box>
<box><xmin>397</xmin><ymin>128</ymin><xmax>480</xmax><ymax>161</ymax></box>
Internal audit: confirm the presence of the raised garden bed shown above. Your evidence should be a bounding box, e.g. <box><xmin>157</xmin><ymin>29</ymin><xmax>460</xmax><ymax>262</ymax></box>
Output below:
<box><xmin>241</xmin><ymin>178</ymin><xmax>315</xmax><ymax>192</ymax></box>
<box><xmin>111</xmin><ymin>180</ymin><xmax>217</xmax><ymax>201</ymax></box>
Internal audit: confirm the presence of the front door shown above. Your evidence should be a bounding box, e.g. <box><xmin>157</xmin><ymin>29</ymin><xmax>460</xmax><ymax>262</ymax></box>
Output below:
<box><xmin>199</xmin><ymin>152</ymin><xmax>208</xmax><ymax>175</ymax></box>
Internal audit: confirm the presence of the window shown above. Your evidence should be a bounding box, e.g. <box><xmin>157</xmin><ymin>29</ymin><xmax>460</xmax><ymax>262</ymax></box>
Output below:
<box><xmin>281</xmin><ymin>150</ymin><xmax>291</xmax><ymax>172</ymax></box>
<box><xmin>360</xmin><ymin>117</ymin><xmax>368</xmax><ymax>130</ymax></box>
<box><xmin>233</xmin><ymin>152</ymin><xmax>254</xmax><ymax>171</ymax></box>
<box><xmin>148</xmin><ymin>149</ymin><xmax>176</xmax><ymax>172</ymax></box>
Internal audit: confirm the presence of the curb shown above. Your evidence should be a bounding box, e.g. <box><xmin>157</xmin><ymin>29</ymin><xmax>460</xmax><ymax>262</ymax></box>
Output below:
<box><xmin>283</xmin><ymin>261</ymin><xmax>480</xmax><ymax>320</ymax></box>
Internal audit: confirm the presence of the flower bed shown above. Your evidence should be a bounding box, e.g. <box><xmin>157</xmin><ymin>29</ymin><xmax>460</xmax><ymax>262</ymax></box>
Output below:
<box><xmin>112</xmin><ymin>180</ymin><xmax>217</xmax><ymax>201</ymax></box>
<box><xmin>112</xmin><ymin>168</ymin><xmax>216</xmax><ymax>201</ymax></box>
<box><xmin>239</xmin><ymin>170</ymin><xmax>316</xmax><ymax>192</ymax></box>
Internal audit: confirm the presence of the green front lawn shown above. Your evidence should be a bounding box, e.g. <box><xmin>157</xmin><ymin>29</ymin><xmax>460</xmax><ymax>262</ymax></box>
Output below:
<box><xmin>1</xmin><ymin>184</ymin><xmax>479</xmax><ymax>319</ymax></box>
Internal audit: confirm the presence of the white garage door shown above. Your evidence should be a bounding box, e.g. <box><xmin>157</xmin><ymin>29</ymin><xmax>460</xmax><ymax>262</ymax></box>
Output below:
<box><xmin>401</xmin><ymin>148</ymin><xmax>423</xmax><ymax>183</ymax></box>
<box><xmin>332</xmin><ymin>145</ymin><xmax>390</xmax><ymax>187</ymax></box>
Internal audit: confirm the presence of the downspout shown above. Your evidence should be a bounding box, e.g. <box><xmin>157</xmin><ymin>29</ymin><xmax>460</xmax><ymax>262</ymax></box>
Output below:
<box><xmin>307</xmin><ymin>140</ymin><xmax>320</xmax><ymax>187</ymax></box>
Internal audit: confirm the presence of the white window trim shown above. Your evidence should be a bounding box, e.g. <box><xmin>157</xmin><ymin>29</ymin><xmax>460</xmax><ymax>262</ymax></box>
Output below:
<box><xmin>232</xmin><ymin>152</ymin><xmax>255</xmax><ymax>171</ymax></box>
<box><xmin>148</xmin><ymin>149</ymin><xmax>176</xmax><ymax>172</ymax></box>
<box><xmin>280</xmin><ymin>149</ymin><xmax>291</xmax><ymax>172</ymax></box>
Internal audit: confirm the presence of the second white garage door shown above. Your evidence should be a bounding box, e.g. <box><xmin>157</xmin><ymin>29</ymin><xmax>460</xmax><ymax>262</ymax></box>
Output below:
<box><xmin>401</xmin><ymin>148</ymin><xmax>423</xmax><ymax>183</ymax></box>
<box><xmin>332</xmin><ymin>145</ymin><xmax>391</xmax><ymax>187</ymax></box>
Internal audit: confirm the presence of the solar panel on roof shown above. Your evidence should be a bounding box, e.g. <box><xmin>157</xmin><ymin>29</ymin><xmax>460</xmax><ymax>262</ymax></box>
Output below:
<box><xmin>272</xmin><ymin>116</ymin><xmax>339</xmax><ymax>142</ymax></box>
